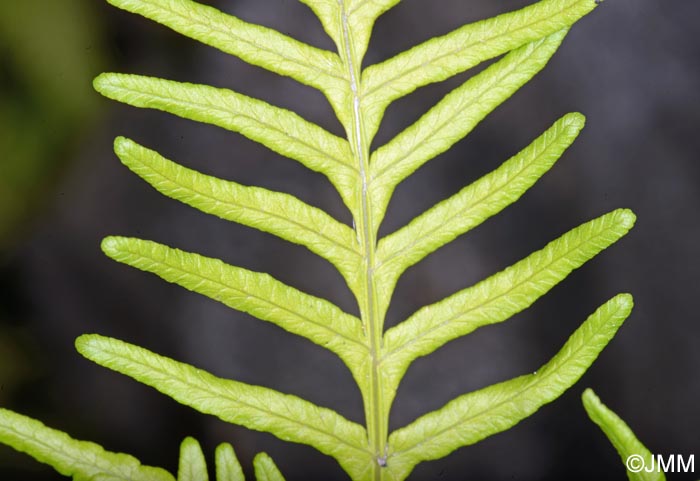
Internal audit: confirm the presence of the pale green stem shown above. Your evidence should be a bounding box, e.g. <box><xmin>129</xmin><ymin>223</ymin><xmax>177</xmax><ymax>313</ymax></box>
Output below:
<box><xmin>337</xmin><ymin>2</ymin><xmax>388</xmax><ymax>480</ymax></box>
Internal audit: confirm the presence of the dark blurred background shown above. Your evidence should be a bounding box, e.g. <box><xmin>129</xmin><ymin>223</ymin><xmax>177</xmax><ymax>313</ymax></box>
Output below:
<box><xmin>1</xmin><ymin>0</ymin><xmax>698</xmax><ymax>480</ymax></box>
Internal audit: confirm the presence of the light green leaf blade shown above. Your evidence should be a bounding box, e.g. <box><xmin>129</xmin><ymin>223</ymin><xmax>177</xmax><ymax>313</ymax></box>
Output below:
<box><xmin>376</xmin><ymin>113</ymin><xmax>587</xmax><ymax>300</ymax></box>
<box><xmin>253</xmin><ymin>453</ymin><xmax>286</xmax><ymax>481</ymax></box>
<box><xmin>105</xmin><ymin>0</ymin><xmax>344</xmax><ymax>96</ymax></box>
<box><xmin>385</xmin><ymin>294</ymin><xmax>634</xmax><ymax>480</ymax></box>
<box><xmin>76</xmin><ymin>334</ymin><xmax>372</xmax><ymax>481</ymax></box>
<box><xmin>582</xmin><ymin>389</ymin><xmax>667</xmax><ymax>481</ymax></box>
<box><xmin>361</xmin><ymin>0</ymin><xmax>598</xmax><ymax>137</ymax></box>
<box><xmin>379</xmin><ymin>209</ymin><xmax>635</xmax><ymax>427</ymax></box>
<box><xmin>215</xmin><ymin>443</ymin><xmax>245</xmax><ymax>481</ymax></box>
<box><xmin>0</xmin><ymin>408</ymin><xmax>174</xmax><ymax>481</ymax></box>
<box><xmin>369</xmin><ymin>30</ymin><xmax>568</xmax><ymax>222</ymax></box>
<box><xmin>100</xmin><ymin>236</ymin><xmax>367</xmax><ymax>376</ymax></box>
<box><xmin>93</xmin><ymin>74</ymin><xmax>358</xmax><ymax>208</ymax></box>
<box><xmin>114</xmin><ymin>137</ymin><xmax>361</xmax><ymax>286</ymax></box>
<box><xmin>381</xmin><ymin>208</ymin><xmax>635</xmax><ymax>396</ymax></box>
<box><xmin>178</xmin><ymin>437</ymin><xmax>208</xmax><ymax>481</ymax></box>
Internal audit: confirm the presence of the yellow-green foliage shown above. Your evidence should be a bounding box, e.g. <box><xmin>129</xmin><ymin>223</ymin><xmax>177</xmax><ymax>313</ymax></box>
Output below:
<box><xmin>0</xmin><ymin>1</ymin><xmax>635</xmax><ymax>480</ymax></box>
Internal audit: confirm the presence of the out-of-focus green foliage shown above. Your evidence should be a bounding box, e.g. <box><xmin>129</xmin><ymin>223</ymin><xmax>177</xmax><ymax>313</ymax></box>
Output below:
<box><xmin>0</xmin><ymin>0</ymin><xmax>105</xmax><ymax>442</ymax></box>
<box><xmin>0</xmin><ymin>0</ymin><xmax>103</xmax><ymax>249</ymax></box>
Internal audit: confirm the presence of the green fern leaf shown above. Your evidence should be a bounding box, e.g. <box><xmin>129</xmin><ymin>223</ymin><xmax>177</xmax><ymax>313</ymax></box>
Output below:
<box><xmin>113</xmin><ymin>137</ymin><xmax>361</xmax><ymax>285</ymax></box>
<box><xmin>75</xmin><ymin>334</ymin><xmax>372</xmax><ymax>480</ymax></box>
<box><xmin>386</xmin><ymin>294</ymin><xmax>633</xmax><ymax>480</ymax></box>
<box><xmin>91</xmin><ymin>1</ymin><xmax>631</xmax><ymax>479</ymax></box>
<box><xmin>583</xmin><ymin>389</ymin><xmax>667</xmax><ymax>481</ymax></box>
<box><xmin>103</xmin><ymin>0</ymin><xmax>344</xmax><ymax>96</ymax></box>
<box><xmin>369</xmin><ymin>30</ymin><xmax>568</xmax><ymax>222</ymax></box>
<box><xmin>0</xmin><ymin>1</ymin><xmax>636</xmax><ymax>480</ymax></box>
<box><xmin>215</xmin><ymin>443</ymin><xmax>245</xmax><ymax>481</ymax></box>
<box><xmin>178</xmin><ymin>437</ymin><xmax>208</xmax><ymax>481</ymax></box>
<box><xmin>0</xmin><ymin>408</ymin><xmax>175</xmax><ymax>481</ymax></box>
<box><xmin>177</xmin><ymin>438</ymin><xmax>287</xmax><ymax>481</ymax></box>
<box><xmin>94</xmin><ymin>74</ymin><xmax>358</xmax><ymax>208</ymax></box>
<box><xmin>253</xmin><ymin>453</ymin><xmax>286</xmax><ymax>481</ymax></box>
<box><xmin>100</xmin><ymin>236</ymin><xmax>367</xmax><ymax>377</ymax></box>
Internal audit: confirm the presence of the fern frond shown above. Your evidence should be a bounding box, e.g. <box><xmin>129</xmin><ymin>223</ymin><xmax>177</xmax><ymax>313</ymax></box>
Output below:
<box><xmin>360</xmin><ymin>0</ymin><xmax>599</xmax><ymax>137</ymax></box>
<box><xmin>94</xmin><ymin>74</ymin><xmax>358</xmax><ymax>207</ymax></box>
<box><xmin>0</xmin><ymin>408</ymin><xmax>175</xmax><ymax>481</ymax></box>
<box><xmin>113</xmin><ymin>137</ymin><xmax>361</xmax><ymax>285</ymax></box>
<box><xmin>100</xmin><ymin>236</ymin><xmax>367</xmax><ymax>375</ymax></box>
<box><xmin>0</xmin><ymin>1</ymin><xmax>633</xmax><ymax>480</ymax></box>
<box><xmin>104</xmin><ymin>0</ymin><xmax>344</xmax><ymax>97</ymax></box>
<box><xmin>253</xmin><ymin>453</ymin><xmax>286</xmax><ymax>481</ymax></box>
<box><xmin>582</xmin><ymin>389</ymin><xmax>667</xmax><ymax>481</ymax></box>
<box><xmin>385</xmin><ymin>294</ymin><xmax>633</xmax><ymax>480</ymax></box>
<box><xmin>76</xmin><ymin>334</ymin><xmax>372</xmax><ymax>480</ymax></box>
<box><xmin>92</xmin><ymin>0</ymin><xmax>632</xmax><ymax>478</ymax></box>
<box><xmin>178</xmin><ymin>437</ymin><xmax>208</xmax><ymax>481</ymax></box>
<box><xmin>369</xmin><ymin>30</ymin><xmax>568</xmax><ymax>222</ymax></box>
<box><xmin>0</xmin><ymin>407</ymin><xmax>283</xmax><ymax>481</ymax></box>
<box><xmin>215</xmin><ymin>443</ymin><xmax>245</xmax><ymax>481</ymax></box>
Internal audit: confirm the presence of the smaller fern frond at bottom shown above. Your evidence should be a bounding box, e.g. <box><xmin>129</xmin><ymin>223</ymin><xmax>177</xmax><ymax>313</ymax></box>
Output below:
<box><xmin>583</xmin><ymin>389</ymin><xmax>669</xmax><ymax>481</ymax></box>
<box><xmin>0</xmin><ymin>409</ymin><xmax>283</xmax><ymax>481</ymax></box>
<box><xmin>253</xmin><ymin>453</ymin><xmax>287</xmax><ymax>481</ymax></box>
<box><xmin>0</xmin><ymin>408</ymin><xmax>173</xmax><ymax>481</ymax></box>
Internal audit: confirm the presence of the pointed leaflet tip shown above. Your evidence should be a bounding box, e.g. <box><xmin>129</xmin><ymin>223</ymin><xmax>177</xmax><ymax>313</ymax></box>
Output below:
<box><xmin>253</xmin><ymin>453</ymin><xmax>286</xmax><ymax>481</ymax></box>
<box><xmin>614</xmin><ymin>292</ymin><xmax>634</xmax><ymax>311</ymax></box>
<box><xmin>215</xmin><ymin>443</ymin><xmax>245</xmax><ymax>481</ymax></box>
<box><xmin>92</xmin><ymin>72</ymin><xmax>107</xmax><ymax>94</ymax></box>
<box><xmin>565</xmin><ymin>111</ymin><xmax>586</xmax><ymax>128</ymax></box>
<box><xmin>178</xmin><ymin>437</ymin><xmax>209</xmax><ymax>481</ymax></box>
<box><xmin>75</xmin><ymin>334</ymin><xmax>100</xmax><ymax>359</ymax></box>
<box><xmin>93</xmin><ymin>72</ymin><xmax>128</xmax><ymax>100</ymax></box>
<box><xmin>113</xmin><ymin>136</ymin><xmax>134</xmax><ymax>158</ymax></box>
<box><xmin>100</xmin><ymin>236</ymin><xmax>125</xmax><ymax>258</ymax></box>
<box><xmin>617</xmin><ymin>209</ymin><xmax>637</xmax><ymax>230</ymax></box>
